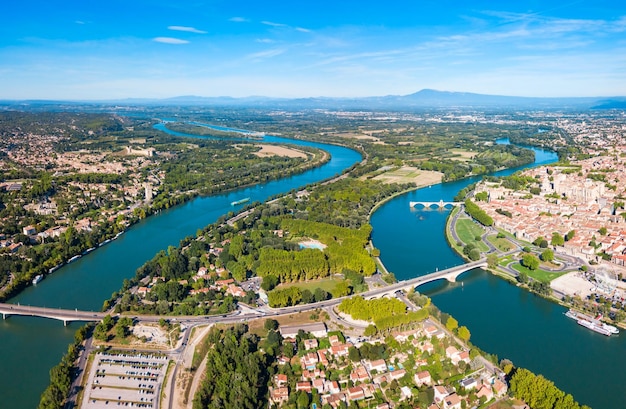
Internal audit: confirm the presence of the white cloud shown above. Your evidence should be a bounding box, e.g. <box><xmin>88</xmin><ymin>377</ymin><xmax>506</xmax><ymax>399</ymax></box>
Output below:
<box><xmin>246</xmin><ymin>48</ymin><xmax>286</xmax><ymax>60</ymax></box>
<box><xmin>153</xmin><ymin>37</ymin><xmax>189</xmax><ymax>45</ymax></box>
<box><xmin>168</xmin><ymin>26</ymin><xmax>207</xmax><ymax>34</ymax></box>
<box><xmin>229</xmin><ymin>17</ymin><xmax>248</xmax><ymax>23</ymax></box>
<box><xmin>256</xmin><ymin>38</ymin><xmax>275</xmax><ymax>44</ymax></box>
<box><xmin>75</xmin><ymin>20</ymin><xmax>85</xmax><ymax>25</ymax></box>
<box><xmin>296</xmin><ymin>27</ymin><xmax>312</xmax><ymax>33</ymax></box>
<box><xmin>262</xmin><ymin>21</ymin><xmax>287</xmax><ymax>28</ymax></box>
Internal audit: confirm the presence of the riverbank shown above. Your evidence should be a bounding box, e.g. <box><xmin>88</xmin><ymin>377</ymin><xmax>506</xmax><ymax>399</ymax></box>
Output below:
<box><xmin>443</xmin><ymin>203</ymin><xmax>626</xmax><ymax>333</ymax></box>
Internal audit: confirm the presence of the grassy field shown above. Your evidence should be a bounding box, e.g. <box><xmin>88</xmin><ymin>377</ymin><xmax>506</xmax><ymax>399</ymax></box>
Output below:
<box><xmin>498</xmin><ymin>255</ymin><xmax>515</xmax><ymax>267</ymax></box>
<box><xmin>455</xmin><ymin>218</ymin><xmax>490</xmax><ymax>252</ymax></box>
<box><xmin>275</xmin><ymin>277</ymin><xmax>341</xmax><ymax>293</ymax></box>
<box><xmin>511</xmin><ymin>263</ymin><xmax>567</xmax><ymax>283</ymax></box>
<box><xmin>487</xmin><ymin>235</ymin><xmax>514</xmax><ymax>251</ymax></box>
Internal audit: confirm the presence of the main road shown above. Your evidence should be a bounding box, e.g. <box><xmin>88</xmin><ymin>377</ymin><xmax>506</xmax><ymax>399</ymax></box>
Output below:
<box><xmin>0</xmin><ymin>258</ymin><xmax>489</xmax><ymax>326</ymax></box>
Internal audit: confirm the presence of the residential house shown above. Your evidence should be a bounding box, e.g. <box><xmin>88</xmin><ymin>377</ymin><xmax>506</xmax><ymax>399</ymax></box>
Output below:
<box><xmin>442</xmin><ymin>393</ymin><xmax>462</xmax><ymax>409</ymax></box>
<box><xmin>301</xmin><ymin>352</ymin><xmax>319</xmax><ymax>370</ymax></box>
<box><xmin>347</xmin><ymin>386</ymin><xmax>365</xmax><ymax>401</ymax></box>
<box><xmin>400</xmin><ymin>386</ymin><xmax>413</xmax><ymax>400</ymax></box>
<box><xmin>389</xmin><ymin>369</ymin><xmax>406</xmax><ymax>381</ymax></box>
<box><xmin>434</xmin><ymin>385</ymin><xmax>450</xmax><ymax>403</ymax></box>
<box><xmin>350</xmin><ymin>366</ymin><xmax>370</xmax><ymax>383</ymax></box>
<box><xmin>270</xmin><ymin>387</ymin><xmax>289</xmax><ymax>405</ymax></box>
<box><xmin>303</xmin><ymin>339</ymin><xmax>319</xmax><ymax>350</ymax></box>
<box><xmin>459</xmin><ymin>377</ymin><xmax>477</xmax><ymax>391</ymax></box>
<box><xmin>365</xmin><ymin>359</ymin><xmax>387</xmax><ymax>374</ymax></box>
<box><xmin>296</xmin><ymin>381</ymin><xmax>312</xmax><ymax>392</ymax></box>
<box><xmin>414</xmin><ymin>370</ymin><xmax>432</xmax><ymax>387</ymax></box>
<box><xmin>274</xmin><ymin>374</ymin><xmax>288</xmax><ymax>387</ymax></box>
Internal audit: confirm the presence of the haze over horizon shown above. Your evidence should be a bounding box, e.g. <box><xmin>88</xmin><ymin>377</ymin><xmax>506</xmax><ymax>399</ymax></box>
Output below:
<box><xmin>2</xmin><ymin>0</ymin><xmax>625</xmax><ymax>100</ymax></box>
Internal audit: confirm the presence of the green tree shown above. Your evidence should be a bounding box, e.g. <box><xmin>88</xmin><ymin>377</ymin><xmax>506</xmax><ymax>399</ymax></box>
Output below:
<box><xmin>551</xmin><ymin>232</ymin><xmax>565</xmax><ymax>246</ymax></box>
<box><xmin>446</xmin><ymin>316</ymin><xmax>458</xmax><ymax>332</ymax></box>
<box><xmin>521</xmin><ymin>254</ymin><xmax>540</xmax><ymax>270</ymax></box>
<box><xmin>457</xmin><ymin>326</ymin><xmax>471</xmax><ymax>342</ymax></box>
<box><xmin>518</xmin><ymin>271</ymin><xmax>529</xmax><ymax>284</ymax></box>
<box><xmin>264</xmin><ymin>319</ymin><xmax>279</xmax><ymax>331</ymax></box>
<box><xmin>487</xmin><ymin>253</ymin><xmax>498</xmax><ymax>269</ymax></box>
<box><xmin>541</xmin><ymin>249</ymin><xmax>554</xmax><ymax>262</ymax></box>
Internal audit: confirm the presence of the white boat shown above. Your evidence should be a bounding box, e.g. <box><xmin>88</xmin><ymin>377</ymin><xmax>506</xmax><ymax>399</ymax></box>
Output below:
<box><xmin>231</xmin><ymin>197</ymin><xmax>250</xmax><ymax>206</ymax></box>
<box><xmin>68</xmin><ymin>255</ymin><xmax>81</xmax><ymax>263</ymax></box>
<box><xmin>564</xmin><ymin>309</ymin><xmax>619</xmax><ymax>336</ymax></box>
<box><xmin>32</xmin><ymin>274</ymin><xmax>43</xmax><ymax>285</ymax></box>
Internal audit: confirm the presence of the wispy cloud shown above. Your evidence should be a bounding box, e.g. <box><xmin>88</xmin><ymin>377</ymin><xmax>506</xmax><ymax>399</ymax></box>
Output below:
<box><xmin>246</xmin><ymin>48</ymin><xmax>286</xmax><ymax>61</ymax></box>
<box><xmin>168</xmin><ymin>26</ymin><xmax>207</xmax><ymax>34</ymax></box>
<box><xmin>229</xmin><ymin>17</ymin><xmax>248</xmax><ymax>23</ymax></box>
<box><xmin>296</xmin><ymin>27</ymin><xmax>312</xmax><ymax>33</ymax></box>
<box><xmin>256</xmin><ymin>38</ymin><xmax>275</xmax><ymax>44</ymax></box>
<box><xmin>75</xmin><ymin>20</ymin><xmax>86</xmax><ymax>25</ymax></box>
<box><xmin>262</xmin><ymin>21</ymin><xmax>288</xmax><ymax>28</ymax></box>
<box><xmin>153</xmin><ymin>37</ymin><xmax>189</xmax><ymax>45</ymax></box>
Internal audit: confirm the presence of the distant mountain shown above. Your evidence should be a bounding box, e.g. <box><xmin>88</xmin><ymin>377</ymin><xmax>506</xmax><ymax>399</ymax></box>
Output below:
<box><xmin>141</xmin><ymin>89</ymin><xmax>622</xmax><ymax>110</ymax></box>
<box><xmin>2</xmin><ymin>89</ymin><xmax>625</xmax><ymax>110</ymax></box>
<box><xmin>590</xmin><ymin>99</ymin><xmax>626</xmax><ymax>109</ymax></box>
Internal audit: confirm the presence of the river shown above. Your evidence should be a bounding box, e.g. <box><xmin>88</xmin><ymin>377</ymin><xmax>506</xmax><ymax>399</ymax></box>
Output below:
<box><xmin>0</xmin><ymin>126</ymin><xmax>617</xmax><ymax>409</ymax></box>
<box><xmin>0</xmin><ymin>125</ymin><xmax>361</xmax><ymax>409</ymax></box>
<box><xmin>371</xmin><ymin>140</ymin><xmax>623</xmax><ymax>409</ymax></box>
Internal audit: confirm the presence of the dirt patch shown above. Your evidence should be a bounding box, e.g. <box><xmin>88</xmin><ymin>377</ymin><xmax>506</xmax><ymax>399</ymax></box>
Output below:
<box><xmin>550</xmin><ymin>271</ymin><xmax>594</xmax><ymax>298</ymax></box>
<box><xmin>335</xmin><ymin>132</ymin><xmax>380</xmax><ymax>142</ymax></box>
<box><xmin>253</xmin><ymin>144</ymin><xmax>308</xmax><ymax>158</ymax></box>
<box><xmin>449</xmin><ymin>149</ymin><xmax>476</xmax><ymax>159</ymax></box>
<box><xmin>373</xmin><ymin>166</ymin><xmax>443</xmax><ymax>187</ymax></box>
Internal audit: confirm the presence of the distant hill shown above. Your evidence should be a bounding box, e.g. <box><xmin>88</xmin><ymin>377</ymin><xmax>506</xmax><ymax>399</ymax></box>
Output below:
<box><xmin>2</xmin><ymin>89</ymin><xmax>625</xmax><ymax>110</ymax></box>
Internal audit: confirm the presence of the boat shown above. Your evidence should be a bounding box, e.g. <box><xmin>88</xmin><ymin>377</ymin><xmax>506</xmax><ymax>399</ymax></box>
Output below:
<box><xmin>564</xmin><ymin>309</ymin><xmax>619</xmax><ymax>336</ymax></box>
<box><xmin>82</xmin><ymin>247</ymin><xmax>95</xmax><ymax>255</ymax></box>
<box><xmin>32</xmin><ymin>274</ymin><xmax>43</xmax><ymax>285</ymax></box>
<box><xmin>100</xmin><ymin>238</ymin><xmax>112</xmax><ymax>247</ymax></box>
<box><xmin>231</xmin><ymin>197</ymin><xmax>250</xmax><ymax>206</ymax></box>
<box><xmin>68</xmin><ymin>255</ymin><xmax>81</xmax><ymax>263</ymax></box>
<box><xmin>48</xmin><ymin>264</ymin><xmax>62</xmax><ymax>274</ymax></box>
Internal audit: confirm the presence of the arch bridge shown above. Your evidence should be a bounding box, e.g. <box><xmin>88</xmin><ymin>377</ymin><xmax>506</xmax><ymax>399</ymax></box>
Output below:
<box><xmin>410</xmin><ymin>200</ymin><xmax>461</xmax><ymax>209</ymax></box>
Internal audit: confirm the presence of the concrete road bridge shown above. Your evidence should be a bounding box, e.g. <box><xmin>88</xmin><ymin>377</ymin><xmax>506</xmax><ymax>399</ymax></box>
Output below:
<box><xmin>410</xmin><ymin>200</ymin><xmax>461</xmax><ymax>209</ymax></box>
<box><xmin>0</xmin><ymin>303</ymin><xmax>105</xmax><ymax>326</ymax></box>
<box><xmin>363</xmin><ymin>259</ymin><xmax>489</xmax><ymax>299</ymax></box>
<box><xmin>0</xmin><ymin>259</ymin><xmax>489</xmax><ymax>324</ymax></box>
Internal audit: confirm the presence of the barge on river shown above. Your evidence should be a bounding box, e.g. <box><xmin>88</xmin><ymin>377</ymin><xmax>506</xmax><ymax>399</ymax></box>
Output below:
<box><xmin>565</xmin><ymin>309</ymin><xmax>619</xmax><ymax>336</ymax></box>
<box><xmin>231</xmin><ymin>197</ymin><xmax>250</xmax><ymax>206</ymax></box>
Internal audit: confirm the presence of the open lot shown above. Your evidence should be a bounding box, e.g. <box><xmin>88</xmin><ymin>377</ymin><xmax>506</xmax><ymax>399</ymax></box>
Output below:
<box><xmin>373</xmin><ymin>166</ymin><xmax>443</xmax><ymax>187</ymax></box>
<box><xmin>81</xmin><ymin>352</ymin><xmax>168</xmax><ymax>409</ymax></box>
<box><xmin>253</xmin><ymin>144</ymin><xmax>308</xmax><ymax>158</ymax></box>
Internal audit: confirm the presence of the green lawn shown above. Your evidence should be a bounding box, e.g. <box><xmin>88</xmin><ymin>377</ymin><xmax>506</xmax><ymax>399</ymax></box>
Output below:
<box><xmin>455</xmin><ymin>218</ymin><xmax>490</xmax><ymax>251</ymax></box>
<box><xmin>511</xmin><ymin>262</ymin><xmax>567</xmax><ymax>283</ymax></box>
<box><xmin>498</xmin><ymin>255</ymin><xmax>514</xmax><ymax>267</ymax></box>
<box><xmin>487</xmin><ymin>235</ymin><xmax>513</xmax><ymax>252</ymax></box>
<box><xmin>275</xmin><ymin>277</ymin><xmax>341</xmax><ymax>293</ymax></box>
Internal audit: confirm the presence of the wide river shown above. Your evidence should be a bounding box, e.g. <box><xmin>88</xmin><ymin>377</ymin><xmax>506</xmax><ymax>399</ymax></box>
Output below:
<box><xmin>0</xmin><ymin>125</ymin><xmax>619</xmax><ymax>409</ymax></box>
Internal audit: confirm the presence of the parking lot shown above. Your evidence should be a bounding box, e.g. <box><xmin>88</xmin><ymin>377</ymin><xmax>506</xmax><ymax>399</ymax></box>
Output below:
<box><xmin>81</xmin><ymin>352</ymin><xmax>169</xmax><ymax>409</ymax></box>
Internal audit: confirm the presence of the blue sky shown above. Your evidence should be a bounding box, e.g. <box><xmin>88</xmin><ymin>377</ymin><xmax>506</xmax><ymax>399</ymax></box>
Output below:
<box><xmin>1</xmin><ymin>0</ymin><xmax>625</xmax><ymax>99</ymax></box>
